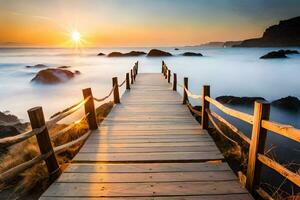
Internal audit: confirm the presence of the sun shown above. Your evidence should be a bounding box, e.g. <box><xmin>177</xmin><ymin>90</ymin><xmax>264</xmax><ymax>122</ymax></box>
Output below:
<box><xmin>71</xmin><ymin>31</ymin><xmax>81</xmax><ymax>42</ymax></box>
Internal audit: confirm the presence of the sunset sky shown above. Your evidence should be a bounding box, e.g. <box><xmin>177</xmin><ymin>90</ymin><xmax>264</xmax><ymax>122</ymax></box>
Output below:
<box><xmin>0</xmin><ymin>0</ymin><xmax>300</xmax><ymax>47</ymax></box>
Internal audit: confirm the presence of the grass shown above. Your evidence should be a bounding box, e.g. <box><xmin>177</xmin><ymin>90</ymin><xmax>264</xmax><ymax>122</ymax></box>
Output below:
<box><xmin>205</xmin><ymin>117</ymin><xmax>300</xmax><ymax>200</ymax></box>
<box><xmin>0</xmin><ymin>101</ymin><xmax>114</xmax><ymax>199</ymax></box>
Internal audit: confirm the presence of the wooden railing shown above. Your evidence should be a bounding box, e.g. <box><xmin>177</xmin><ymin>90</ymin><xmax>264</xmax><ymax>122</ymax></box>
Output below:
<box><xmin>162</xmin><ymin>61</ymin><xmax>300</xmax><ymax>199</ymax></box>
<box><xmin>0</xmin><ymin>61</ymin><xmax>139</xmax><ymax>183</ymax></box>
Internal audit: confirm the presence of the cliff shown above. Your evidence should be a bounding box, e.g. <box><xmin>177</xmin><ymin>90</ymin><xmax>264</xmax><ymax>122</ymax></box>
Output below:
<box><xmin>235</xmin><ymin>16</ymin><xmax>300</xmax><ymax>47</ymax></box>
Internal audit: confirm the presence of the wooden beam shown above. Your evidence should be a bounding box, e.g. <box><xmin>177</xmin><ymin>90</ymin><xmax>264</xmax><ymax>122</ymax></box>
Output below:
<box><xmin>173</xmin><ymin>73</ymin><xmax>177</xmax><ymax>91</ymax></box>
<box><xmin>246</xmin><ymin>101</ymin><xmax>270</xmax><ymax>193</ymax></box>
<box><xmin>27</xmin><ymin>107</ymin><xmax>61</xmax><ymax>179</ymax></box>
<box><xmin>201</xmin><ymin>85</ymin><xmax>210</xmax><ymax>129</ymax></box>
<box><xmin>82</xmin><ymin>88</ymin><xmax>98</xmax><ymax>130</ymax></box>
<box><xmin>112</xmin><ymin>77</ymin><xmax>120</xmax><ymax>104</ymax></box>
<box><xmin>126</xmin><ymin>73</ymin><xmax>130</xmax><ymax>90</ymax></box>
<box><xmin>205</xmin><ymin>96</ymin><xmax>253</xmax><ymax>124</ymax></box>
<box><xmin>182</xmin><ymin>77</ymin><xmax>188</xmax><ymax>104</ymax></box>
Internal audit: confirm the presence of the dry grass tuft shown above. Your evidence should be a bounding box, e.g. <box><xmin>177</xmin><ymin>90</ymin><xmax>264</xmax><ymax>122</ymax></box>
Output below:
<box><xmin>0</xmin><ymin>101</ymin><xmax>114</xmax><ymax>199</ymax></box>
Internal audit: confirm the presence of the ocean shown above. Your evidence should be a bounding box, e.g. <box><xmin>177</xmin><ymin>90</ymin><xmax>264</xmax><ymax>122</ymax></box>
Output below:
<box><xmin>0</xmin><ymin>47</ymin><xmax>299</xmax><ymax>190</ymax></box>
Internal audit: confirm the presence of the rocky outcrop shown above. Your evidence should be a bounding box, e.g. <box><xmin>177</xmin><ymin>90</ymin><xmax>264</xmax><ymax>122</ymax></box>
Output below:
<box><xmin>182</xmin><ymin>52</ymin><xmax>203</xmax><ymax>56</ymax></box>
<box><xmin>216</xmin><ymin>96</ymin><xmax>265</xmax><ymax>106</ymax></box>
<box><xmin>147</xmin><ymin>49</ymin><xmax>172</xmax><ymax>57</ymax></box>
<box><xmin>97</xmin><ymin>53</ymin><xmax>105</xmax><ymax>56</ymax></box>
<box><xmin>284</xmin><ymin>49</ymin><xmax>299</xmax><ymax>54</ymax></box>
<box><xmin>26</xmin><ymin>64</ymin><xmax>48</xmax><ymax>68</ymax></box>
<box><xmin>235</xmin><ymin>16</ymin><xmax>300</xmax><ymax>47</ymax></box>
<box><xmin>58</xmin><ymin>66</ymin><xmax>71</xmax><ymax>69</ymax></box>
<box><xmin>260</xmin><ymin>50</ymin><xmax>287</xmax><ymax>59</ymax></box>
<box><xmin>31</xmin><ymin>68</ymin><xmax>79</xmax><ymax>84</ymax></box>
<box><xmin>174</xmin><ymin>48</ymin><xmax>179</xmax><ymax>50</ymax></box>
<box><xmin>260</xmin><ymin>49</ymin><xmax>299</xmax><ymax>59</ymax></box>
<box><xmin>271</xmin><ymin>96</ymin><xmax>300</xmax><ymax>111</ymax></box>
<box><xmin>0</xmin><ymin>111</ymin><xmax>29</xmax><ymax>139</ymax></box>
<box><xmin>107</xmin><ymin>51</ymin><xmax>146</xmax><ymax>57</ymax></box>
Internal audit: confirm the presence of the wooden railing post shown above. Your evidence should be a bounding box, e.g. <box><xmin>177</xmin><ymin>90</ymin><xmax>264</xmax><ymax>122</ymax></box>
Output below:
<box><xmin>136</xmin><ymin>62</ymin><xmax>138</xmax><ymax>74</ymax></box>
<box><xmin>246</xmin><ymin>101</ymin><xmax>270</xmax><ymax>194</ymax></box>
<box><xmin>112</xmin><ymin>77</ymin><xmax>120</xmax><ymax>104</ymax></box>
<box><xmin>27</xmin><ymin>107</ymin><xmax>60</xmax><ymax>179</ymax></box>
<box><xmin>126</xmin><ymin>73</ymin><xmax>130</xmax><ymax>90</ymax></box>
<box><xmin>164</xmin><ymin>67</ymin><xmax>167</xmax><ymax>79</ymax></box>
<box><xmin>167</xmin><ymin>69</ymin><xmax>171</xmax><ymax>83</ymax></box>
<box><xmin>82</xmin><ymin>88</ymin><xmax>98</xmax><ymax>130</ymax></box>
<box><xmin>182</xmin><ymin>77</ymin><xmax>188</xmax><ymax>104</ymax></box>
<box><xmin>201</xmin><ymin>85</ymin><xmax>210</xmax><ymax>129</ymax></box>
<box><xmin>161</xmin><ymin>61</ymin><xmax>165</xmax><ymax>73</ymax></box>
<box><xmin>130</xmin><ymin>69</ymin><xmax>134</xmax><ymax>84</ymax></box>
<box><xmin>173</xmin><ymin>73</ymin><xmax>177</xmax><ymax>91</ymax></box>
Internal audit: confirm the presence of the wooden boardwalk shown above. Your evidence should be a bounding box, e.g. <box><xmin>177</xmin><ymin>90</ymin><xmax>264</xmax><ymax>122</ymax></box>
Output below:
<box><xmin>40</xmin><ymin>73</ymin><xmax>253</xmax><ymax>199</ymax></box>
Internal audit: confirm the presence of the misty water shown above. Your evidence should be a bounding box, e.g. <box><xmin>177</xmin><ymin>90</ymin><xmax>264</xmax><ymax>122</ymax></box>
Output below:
<box><xmin>0</xmin><ymin>47</ymin><xmax>299</xmax><ymax>190</ymax></box>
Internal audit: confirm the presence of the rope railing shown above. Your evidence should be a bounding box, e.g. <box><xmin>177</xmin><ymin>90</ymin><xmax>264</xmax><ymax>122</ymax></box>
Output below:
<box><xmin>177</xmin><ymin>83</ymin><xmax>202</xmax><ymax>100</ymax></box>
<box><xmin>93</xmin><ymin>85</ymin><xmax>116</xmax><ymax>102</ymax></box>
<box><xmin>0</xmin><ymin>61</ymin><xmax>139</xmax><ymax>185</ymax></box>
<box><xmin>47</xmin><ymin>96</ymin><xmax>91</xmax><ymax>129</ymax></box>
<box><xmin>186</xmin><ymin>101</ymin><xmax>202</xmax><ymax>116</ymax></box>
<box><xmin>0</xmin><ymin>126</ymin><xmax>46</xmax><ymax>148</ymax></box>
<box><xmin>162</xmin><ymin>60</ymin><xmax>300</xmax><ymax>198</ymax></box>
<box><xmin>51</xmin><ymin>113</ymin><xmax>89</xmax><ymax>140</ymax></box>
<box><xmin>118</xmin><ymin>79</ymin><xmax>126</xmax><ymax>87</ymax></box>
<box><xmin>0</xmin><ymin>151</ymin><xmax>52</xmax><ymax>183</ymax></box>
<box><xmin>206</xmin><ymin>108</ymin><xmax>239</xmax><ymax>146</ymax></box>
<box><xmin>54</xmin><ymin>130</ymin><xmax>91</xmax><ymax>154</ymax></box>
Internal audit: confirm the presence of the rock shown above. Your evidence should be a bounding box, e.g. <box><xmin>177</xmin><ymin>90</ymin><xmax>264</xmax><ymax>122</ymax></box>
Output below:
<box><xmin>182</xmin><ymin>52</ymin><xmax>203</xmax><ymax>56</ymax></box>
<box><xmin>235</xmin><ymin>16</ymin><xmax>300</xmax><ymax>47</ymax></box>
<box><xmin>74</xmin><ymin>70</ymin><xmax>81</xmax><ymax>75</ymax></box>
<box><xmin>58</xmin><ymin>66</ymin><xmax>71</xmax><ymax>69</ymax></box>
<box><xmin>26</xmin><ymin>64</ymin><xmax>48</xmax><ymax>68</ymax></box>
<box><xmin>147</xmin><ymin>49</ymin><xmax>172</xmax><ymax>57</ymax></box>
<box><xmin>97</xmin><ymin>53</ymin><xmax>105</xmax><ymax>56</ymax></box>
<box><xmin>216</xmin><ymin>96</ymin><xmax>265</xmax><ymax>106</ymax></box>
<box><xmin>174</xmin><ymin>48</ymin><xmax>179</xmax><ymax>50</ymax></box>
<box><xmin>0</xmin><ymin>125</ymin><xmax>20</xmax><ymax>138</ymax></box>
<box><xmin>271</xmin><ymin>96</ymin><xmax>300</xmax><ymax>111</ymax></box>
<box><xmin>0</xmin><ymin>111</ymin><xmax>20</xmax><ymax>124</ymax></box>
<box><xmin>31</xmin><ymin>68</ymin><xmax>78</xmax><ymax>84</ymax></box>
<box><xmin>107</xmin><ymin>51</ymin><xmax>146</xmax><ymax>57</ymax></box>
<box><xmin>260</xmin><ymin>51</ymin><xmax>287</xmax><ymax>59</ymax></box>
<box><xmin>281</xmin><ymin>49</ymin><xmax>299</xmax><ymax>54</ymax></box>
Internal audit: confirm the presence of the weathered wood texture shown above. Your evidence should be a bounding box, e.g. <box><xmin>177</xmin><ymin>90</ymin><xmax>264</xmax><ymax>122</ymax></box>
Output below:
<box><xmin>41</xmin><ymin>73</ymin><xmax>252</xmax><ymax>199</ymax></box>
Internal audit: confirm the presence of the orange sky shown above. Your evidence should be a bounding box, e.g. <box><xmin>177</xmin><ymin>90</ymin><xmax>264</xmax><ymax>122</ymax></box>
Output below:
<box><xmin>0</xmin><ymin>0</ymin><xmax>299</xmax><ymax>47</ymax></box>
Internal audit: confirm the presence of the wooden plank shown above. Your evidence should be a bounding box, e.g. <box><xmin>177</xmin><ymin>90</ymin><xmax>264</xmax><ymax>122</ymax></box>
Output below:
<box><xmin>74</xmin><ymin>151</ymin><xmax>224</xmax><ymax>162</ymax></box>
<box><xmin>42</xmin><ymin>181</ymin><xmax>248</xmax><ymax>197</ymax></box>
<box><xmin>57</xmin><ymin>171</ymin><xmax>237</xmax><ymax>183</ymax></box>
<box><xmin>64</xmin><ymin>163</ymin><xmax>231</xmax><ymax>173</ymax></box>
<box><xmin>78</xmin><ymin>141</ymin><xmax>216</xmax><ymax>148</ymax></box>
<box><xmin>79</xmin><ymin>146</ymin><xmax>219</xmax><ymax>153</ymax></box>
<box><xmin>41</xmin><ymin>194</ymin><xmax>253</xmax><ymax>200</ymax></box>
<box><xmin>85</xmin><ymin>138</ymin><xmax>213</xmax><ymax>144</ymax></box>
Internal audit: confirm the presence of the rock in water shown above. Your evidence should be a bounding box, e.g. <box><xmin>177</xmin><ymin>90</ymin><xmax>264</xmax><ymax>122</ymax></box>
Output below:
<box><xmin>260</xmin><ymin>51</ymin><xmax>287</xmax><ymax>59</ymax></box>
<box><xmin>182</xmin><ymin>52</ymin><xmax>203</xmax><ymax>56</ymax></box>
<box><xmin>31</xmin><ymin>68</ymin><xmax>79</xmax><ymax>84</ymax></box>
<box><xmin>282</xmin><ymin>49</ymin><xmax>299</xmax><ymax>54</ymax></box>
<box><xmin>235</xmin><ymin>16</ymin><xmax>300</xmax><ymax>47</ymax></box>
<box><xmin>107</xmin><ymin>51</ymin><xmax>146</xmax><ymax>57</ymax></box>
<box><xmin>26</xmin><ymin>64</ymin><xmax>48</xmax><ymax>68</ymax></box>
<box><xmin>216</xmin><ymin>96</ymin><xmax>265</xmax><ymax>106</ymax></box>
<box><xmin>272</xmin><ymin>96</ymin><xmax>300</xmax><ymax>111</ymax></box>
<box><xmin>147</xmin><ymin>49</ymin><xmax>172</xmax><ymax>57</ymax></box>
<box><xmin>97</xmin><ymin>53</ymin><xmax>105</xmax><ymax>56</ymax></box>
<box><xmin>174</xmin><ymin>48</ymin><xmax>179</xmax><ymax>50</ymax></box>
